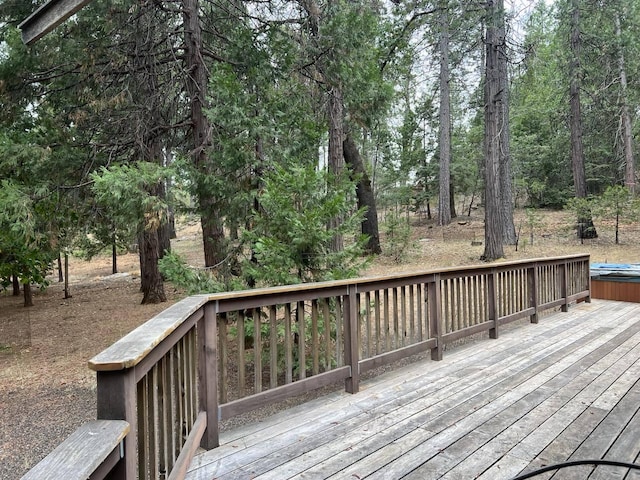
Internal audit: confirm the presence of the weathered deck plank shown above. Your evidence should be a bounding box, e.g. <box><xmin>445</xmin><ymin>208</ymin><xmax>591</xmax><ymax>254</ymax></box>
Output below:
<box><xmin>186</xmin><ymin>300</ymin><xmax>640</xmax><ymax>480</ymax></box>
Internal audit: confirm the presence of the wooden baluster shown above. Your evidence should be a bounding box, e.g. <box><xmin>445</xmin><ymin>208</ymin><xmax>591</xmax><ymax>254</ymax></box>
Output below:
<box><xmin>416</xmin><ymin>284</ymin><xmax>423</xmax><ymax>341</ymax></box>
<box><xmin>401</xmin><ymin>286</ymin><xmax>407</xmax><ymax>346</ymax></box>
<box><xmin>488</xmin><ymin>269</ymin><xmax>498</xmax><ymax>339</ymax></box>
<box><xmin>429</xmin><ymin>276</ymin><xmax>443</xmax><ymax>361</ymax></box>
<box><xmin>312</xmin><ymin>300</ymin><xmax>319</xmax><ymax>375</ymax></box>
<box><xmin>254</xmin><ymin>307</ymin><xmax>262</xmax><ymax>392</ymax></box>
<box><xmin>393</xmin><ymin>287</ymin><xmax>400</xmax><ymax>348</ymax></box>
<box><xmin>336</xmin><ymin>297</ymin><xmax>343</xmax><ymax>367</ymax></box>
<box><xmin>322</xmin><ymin>299</ymin><xmax>331</xmax><ymax>371</ymax></box>
<box><xmin>237</xmin><ymin>313</ymin><xmax>245</xmax><ymax>398</ymax></box>
<box><xmin>344</xmin><ymin>286</ymin><xmax>360</xmax><ymax>394</ymax></box>
<box><xmin>218</xmin><ymin>316</ymin><xmax>228</xmax><ymax>403</ymax></box>
<box><xmin>365</xmin><ymin>292</ymin><xmax>372</xmax><ymax>358</ymax></box>
<box><xmin>409</xmin><ymin>285</ymin><xmax>415</xmax><ymax>343</ymax></box>
<box><xmin>561</xmin><ymin>261</ymin><xmax>569</xmax><ymax>312</ymax></box>
<box><xmin>384</xmin><ymin>289</ymin><xmax>390</xmax><ymax>352</ymax></box>
<box><xmin>375</xmin><ymin>290</ymin><xmax>382</xmax><ymax>354</ymax></box>
<box><xmin>284</xmin><ymin>303</ymin><xmax>293</xmax><ymax>384</ymax></box>
<box><xmin>529</xmin><ymin>265</ymin><xmax>538</xmax><ymax>323</ymax></box>
<box><xmin>298</xmin><ymin>301</ymin><xmax>306</xmax><ymax>380</ymax></box>
<box><xmin>269</xmin><ymin>306</ymin><xmax>278</xmax><ymax>386</ymax></box>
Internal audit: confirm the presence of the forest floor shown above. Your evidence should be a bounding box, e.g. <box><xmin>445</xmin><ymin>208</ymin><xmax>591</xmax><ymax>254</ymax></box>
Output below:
<box><xmin>1</xmin><ymin>208</ymin><xmax>639</xmax><ymax>479</ymax></box>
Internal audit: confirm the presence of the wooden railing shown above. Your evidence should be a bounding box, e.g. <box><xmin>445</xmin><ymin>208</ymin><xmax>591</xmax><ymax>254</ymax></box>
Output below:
<box><xmin>23</xmin><ymin>254</ymin><xmax>590</xmax><ymax>480</ymax></box>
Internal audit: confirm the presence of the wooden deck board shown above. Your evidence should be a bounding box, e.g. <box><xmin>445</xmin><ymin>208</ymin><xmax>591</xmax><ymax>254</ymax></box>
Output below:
<box><xmin>186</xmin><ymin>300</ymin><xmax>640</xmax><ymax>480</ymax></box>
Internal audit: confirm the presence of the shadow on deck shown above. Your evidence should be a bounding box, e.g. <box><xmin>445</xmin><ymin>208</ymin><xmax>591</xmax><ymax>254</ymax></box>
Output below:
<box><xmin>186</xmin><ymin>299</ymin><xmax>640</xmax><ymax>480</ymax></box>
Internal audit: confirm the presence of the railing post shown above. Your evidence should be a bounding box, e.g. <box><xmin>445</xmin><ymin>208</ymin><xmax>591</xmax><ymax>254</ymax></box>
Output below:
<box><xmin>488</xmin><ymin>269</ymin><xmax>498</xmax><ymax>339</ymax></box>
<box><xmin>344</xmin><ymin>286</ymin><xmax>360</xmax><ymax>394</ymax></box>
<box><xmin>528</xmin><ymin>265</ymin><xmax>539</xmax><ymax>324</ymax></box>
<box><xmin>198</xmin><ymin>303</ymin><xmax>219</xmax><ymax>449</ymax></box>
<box><xmin>585</xmin><ymin>258</ymin><xmax>592</xmax><ymax>303</ymax></box>
<box><xmin>96</xmin><ymin>369</ymin><xmax>137</xmax><ymax>480</ymax></box>
<box><xmin>560</xmin><ymin>261</ymin><xmax>569</xmax><ymax>312</ymax></box>
<box><xmin>429</xmin><ymin>275</ymin><xmax>443</xmax><ymax>361</ymax></box>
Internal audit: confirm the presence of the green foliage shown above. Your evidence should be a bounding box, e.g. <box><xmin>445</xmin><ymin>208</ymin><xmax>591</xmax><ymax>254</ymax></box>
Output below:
<box><xmin>592</xmin><ymin>186</ymin><xmax>638</xmax><ymax>244</ymax></box>
<box><xmin>91</xmin><ymin>162</ymin><xmax>170</xmax><ymax>234</ymax></box>
<box><xmin>383</xmin><ymin>211</ymin><xmax>413</xmax><ymax>263</ymax></box>
<box><xmin>230</xmin><ymin>303</ymin><xmax>338</xmax><ymax>377</ymax></box>
<box><xmin>0</xmin><ymin>180</ymin><xmax>53</xmax><ymax>293</ymax></box>
<box><xmin>510</xmin><ymin>3</ymin><xmax>572</xmax><ymax>208</ymax></box>
<box><xmin>524</xmin><ymin>208</ymin><xmax>545</xmax><ymax>245</ymax></box>
<box><xmin>158</xmin><ymin>251</ymin><xmax>237</xmax><ymax>295</ymax></box>
<box><xmin>243</xmin><ymin>163</ymin><xmax>369</xmax><ymax>286</ymax></box>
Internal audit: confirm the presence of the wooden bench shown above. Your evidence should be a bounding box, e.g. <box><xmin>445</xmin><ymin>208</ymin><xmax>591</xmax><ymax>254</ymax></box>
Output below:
<box><xmin>22</xmin><ymin>420</ymin><xmax>129</xmax><ymax>480</ymax></box>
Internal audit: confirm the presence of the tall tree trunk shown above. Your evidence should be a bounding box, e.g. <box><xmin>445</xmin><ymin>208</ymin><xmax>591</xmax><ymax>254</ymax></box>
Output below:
<box><xmin>569</xmin><ymin>0</ymin><xmax>597</xmax><ymax>239</ymax></box>
<box><xmin>111</xmin><ymin>230</ymin><xmax>118</xmax><ymax>275</ymax></box>
<box><xmin>496</xmin><ymin>1</ymin><xmax>516</xmax><ymax>245</ymax></box>
<box><xmin>57</xmin><ymin>253</ymin><xmax>63</xmax><ymax>282</ymax></box>
<box><xmin>183</xmin><ymin>0</ymin><xmax>226</xmax><ymax>267</ymax></box>
<box><xmin>438</xmin><ymin>5</ymin><xmax>452</xmax><ymax>227</ymax></box>
<box><xmin>23</xmin><ymin>282</ymin><xmax>33</xmax><ymax>307</ymax></box>
<box><xmin>449</xmin><ymin>183</ymin><xmax>457</xmax><ymax>218</ymax></box>
<box><xmin>140</xmin><ymin>220</ymin><xmax>166</xmax><ymax>304</ymax></box>
<box><xmin>616</xmin><ymin>12</ymin><xmax>635</xmax><ymax>194</ymax></box>
<box><xmin>343</xmin><ymin>135</ymin><xmax>382</xmax><ymax>254</ymax></box>
<box><xmin>157</xmin><ymin>181</ymin><xmax>172</xmax><ymax>258</ymax></box>
<box><xmin>64</xmin><ymin>253</ymin><xmax>71</xmax><ymax>299</ymax></box>
<box><xmin>328</xmin><ymin>86</ymin><xmax>345</xmax><ymax>252</ymax></box>
<box><xmin>133</xmin><ymin>3</ymin><xmax>166</xmax><ymax>304</ymax></box>
<box><xmin>12</xmin><ymin>274</ymin><xmax>20</xmax><ymax>296</ymax></box>
<box><xmin>482</xmin><ymin>0</ymin><xmax>505</xmax><ymax>261</ymax></box>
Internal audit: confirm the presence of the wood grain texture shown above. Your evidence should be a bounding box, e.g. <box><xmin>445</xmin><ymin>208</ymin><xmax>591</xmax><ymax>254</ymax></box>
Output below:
<box><xmin>89</xmin><ymin>295</ymin><xmax>208</xmax><ymax>371</ymax></box>
<box><xmin>22</xmin><ymin>420</ymin><xmax>129</xmax><ymax>480</ymax></box>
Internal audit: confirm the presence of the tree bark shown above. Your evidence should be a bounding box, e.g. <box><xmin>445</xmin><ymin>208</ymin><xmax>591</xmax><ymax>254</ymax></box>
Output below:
<box><xmin>569</xmin><ymin>0</ymin><xmax>597</xmax><ymax>239</ymax></box>
<box><xmin>438</xmin><ymin>5</ymin><xmax>452</xmax><ymax>227</ymax></box>
<box><xmin>449</xmin><ymin>182</ymin><xmax>457</xmax><ymax>219</ymax></box>
<box><xmin>343</xmin><ymin>135</ymin><xmax>382</xmax><ymax>254</ymax></box>
<box><xmin>328</xmin><ymin>86</ymin><xmax>345</xmax><ymax>252</ymax></box>
<box><xmin>183</xmin><ymin>0</ymin><xmax>226</xmax><ymax>267</ymax></box>
<box><xmin>111</xmin><ymin>231</ymin><xmax>118</xmax><ymax>275</ymax></box>
<box><xmin>140</xmin><ymin>223</ymin><xmax>166</xmax><ymax>304</ymax></box>
<box><xmin>496</xmin><ymin>1</ymin><xmax>516</xmax><ymax>245</ymax></box>
<box><xmin>57</xmin><ymin>253</ymin><xmax>63</xmax><ymax>282</ymax></box>
<box><xmin>23</xmin><ymin>282</ymin><xmax>33</xmax><ymax>307</ymax></box>
<box><xmin>616</xmin><ymin>12</ymin><xmax>635</xmax><ymax>194</ymax></box>
<box><xmin>132</xmin><ymin>2</ymin><xmax>167</xmax><ymax>303</ymax></box>
<box><xmin>482</xmin><ymin>0</ymin><xmax>505</xmax><ymax>261</ymax></box>
<box><xmin>12</xmin><ymin>274</ymin><xmax>20</xmax><ymax>296</ymax></box>
<box><xmin>64</xmin><ymin>253</ymin><xmax>71</xmax><ymax>299</ymax></box>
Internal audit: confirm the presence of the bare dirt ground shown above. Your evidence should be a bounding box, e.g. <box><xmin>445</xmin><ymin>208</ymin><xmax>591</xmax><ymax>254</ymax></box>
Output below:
<box><xmin>1</xmin><ymin>209</ymin><xmax>639</xmax><ymax>478</ymax></box>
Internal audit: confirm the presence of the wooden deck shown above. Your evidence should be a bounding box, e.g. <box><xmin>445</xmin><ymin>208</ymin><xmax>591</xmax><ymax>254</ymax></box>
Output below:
<box><xmin>186</xmin><ymin>299</ymin><xmax>640</xmax><ymax>480</ymax></box>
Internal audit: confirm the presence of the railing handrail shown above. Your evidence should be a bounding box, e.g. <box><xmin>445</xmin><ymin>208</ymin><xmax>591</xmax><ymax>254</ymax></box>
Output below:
<box><xmin>27</xmin><ymin>254</ymin><xmax>591</xmax><ymax>480</ymax></box>
<box><xmin>88</xmin><ymin>254</ymin><xmax>590</xmax><ymax>373</ymax></box>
